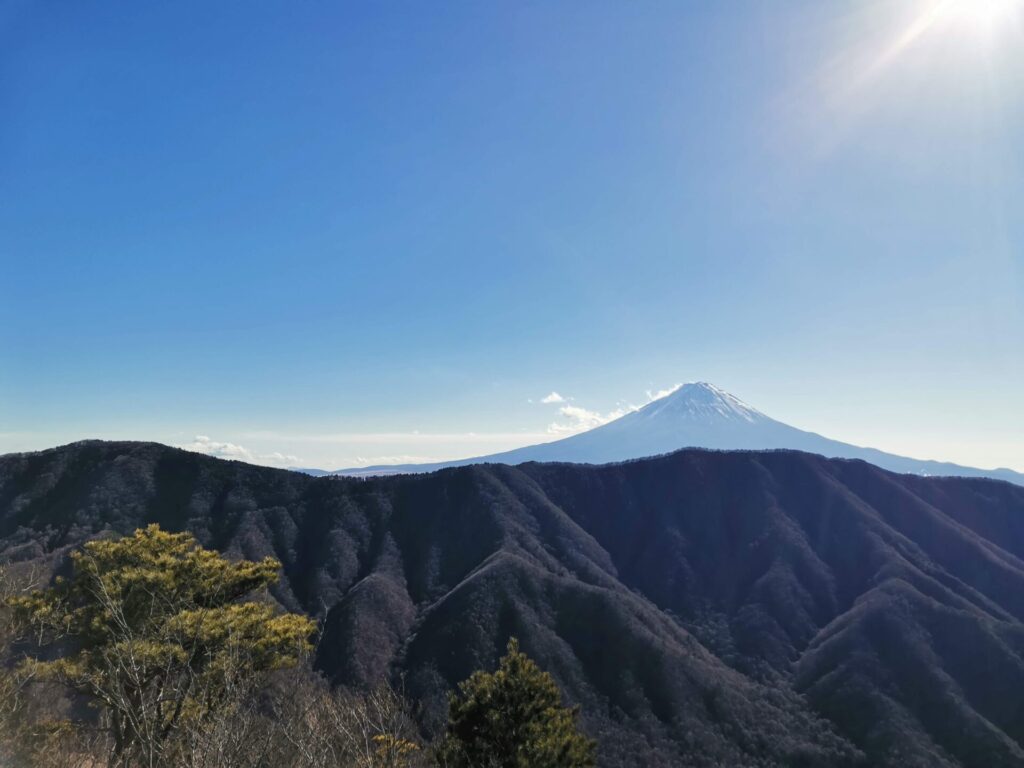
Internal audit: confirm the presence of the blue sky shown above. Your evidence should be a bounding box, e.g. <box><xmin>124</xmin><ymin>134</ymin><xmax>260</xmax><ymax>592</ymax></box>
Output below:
<box><xmin>2</xmin><ymin>0</ymin><xmax>1022</xmax><ymax>470</ymax></box>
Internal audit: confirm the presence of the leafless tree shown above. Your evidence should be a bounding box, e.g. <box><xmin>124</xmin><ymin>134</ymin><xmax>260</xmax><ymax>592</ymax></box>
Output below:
<box><xmin>3</xmin><ymin>555</ymin><xmax>427</xmax><ymax>768</ymax></box>
<box><xmin>175</xmin><ymin>664</ymin><xmax>427</xmax><ymax>768</ymax></box>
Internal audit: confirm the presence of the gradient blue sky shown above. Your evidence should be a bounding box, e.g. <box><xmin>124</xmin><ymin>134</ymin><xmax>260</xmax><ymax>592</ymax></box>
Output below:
<box><xmin>2</xmin><ymin>0</ymin><xmax>1022</xmax><ymax>470</ymax></box>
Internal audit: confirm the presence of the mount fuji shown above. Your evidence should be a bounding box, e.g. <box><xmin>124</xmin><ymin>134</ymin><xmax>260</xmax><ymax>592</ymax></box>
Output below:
<box><xmin>332</xmin><ymin>382</ymin><xmax>1024</xmax><ymax>486</ymax></box>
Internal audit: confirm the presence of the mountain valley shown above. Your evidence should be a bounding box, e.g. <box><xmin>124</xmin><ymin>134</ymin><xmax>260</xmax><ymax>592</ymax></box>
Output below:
<box><xmin>4</xmin><ymin>441</ymin><xmax>1024</xmax><ymax>766</ymax></box>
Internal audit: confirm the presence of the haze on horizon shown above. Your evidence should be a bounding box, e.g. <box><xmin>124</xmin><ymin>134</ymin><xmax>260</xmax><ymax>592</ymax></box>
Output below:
<box><xmin>2</xmin><ymin>1</ymin><xmax>1022</xmax><ymax>473</ymax></box>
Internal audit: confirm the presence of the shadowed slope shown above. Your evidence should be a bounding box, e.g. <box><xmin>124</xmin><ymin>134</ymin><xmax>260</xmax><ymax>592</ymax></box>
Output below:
<box><xmin>3</xmin><ymin>440</ymin><xmax>1024</xmax><ymax>766</ymax></box>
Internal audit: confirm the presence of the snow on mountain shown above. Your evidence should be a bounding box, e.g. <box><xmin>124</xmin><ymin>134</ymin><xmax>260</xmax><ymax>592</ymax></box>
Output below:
<box><xmin>330</xmin><ymin>382</ymin><xmax>1024</xmax><ymax>486</ymax></box>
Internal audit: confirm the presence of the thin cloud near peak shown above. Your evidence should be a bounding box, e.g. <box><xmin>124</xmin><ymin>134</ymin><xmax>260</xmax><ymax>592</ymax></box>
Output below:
<box><xmin>543</xmin><ymin>383</ymin><xmax>682</xmax><ymax>436</ymax></box>
<box><xmin>548</xmin><ymin>403</ymin><xmax>636</xmax><ymax>435</ymax></box>
<box><xmin>646</xmin><ymin>383</ymin><xmax>682</xmax><ymax>401</ymax></box>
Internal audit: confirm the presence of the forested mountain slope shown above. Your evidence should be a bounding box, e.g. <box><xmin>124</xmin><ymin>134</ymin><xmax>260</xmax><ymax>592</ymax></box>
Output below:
<box><xmin>3</xmin><ymin>441</ymin><xmax>1024</xmax><ymax>767</ymax></box>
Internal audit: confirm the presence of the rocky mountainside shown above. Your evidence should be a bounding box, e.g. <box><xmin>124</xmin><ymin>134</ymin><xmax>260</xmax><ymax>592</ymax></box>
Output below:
<box><xmin>334</xmin><ymin>383</ymin><xmax>1024</xmax><ymax>487</ymax></box>
<box><xmin>4</xmin><ymin>441</ymin><xmax>1024</xmax><ymax>766</ymax></box>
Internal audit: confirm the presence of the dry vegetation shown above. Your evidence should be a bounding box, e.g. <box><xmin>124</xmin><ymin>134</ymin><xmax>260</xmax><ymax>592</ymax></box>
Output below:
<box><xmin>0</xmin><ymin>534</ymin><xmax>428</xmax><ymax>768</ymax></box>
<box><xmin>0</xmin><ymin>528</ymin><xmax>593</xmax><ymax>768</ymax></box>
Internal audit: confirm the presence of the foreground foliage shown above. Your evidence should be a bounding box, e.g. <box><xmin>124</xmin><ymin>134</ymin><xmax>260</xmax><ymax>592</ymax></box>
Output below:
<box><xmin>6</xmin><ymin>525</ymin><xmax>316</xmax><ymax>767</ymax></box>
<box><xmin>3</xmin><ymin>538</ymin><xmax>593</xmax><ymax>767</ymax></box>
<box><xmin>437</xmin><ymin>638</ymin><xmax>596</xmax><ymax>768</ymax></box>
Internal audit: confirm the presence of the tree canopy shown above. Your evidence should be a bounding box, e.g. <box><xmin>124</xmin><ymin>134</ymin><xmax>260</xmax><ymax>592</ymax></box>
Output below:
<box><xmin>8</xmin><ymin>524</ymin><xmax>315</xmax><ymax>766</ymax></box>
<box><xmin>2</xmin><ymin>526</ymin><xmax>598</xmax><ymax>768</ymax></box>
<box><xmin>437</xmin><ymin>637</ymin><xmax>596</xmax><ymax>768</ymax></box>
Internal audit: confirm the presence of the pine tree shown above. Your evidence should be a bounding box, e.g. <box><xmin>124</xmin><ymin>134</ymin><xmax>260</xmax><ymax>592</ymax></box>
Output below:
<box><xmin>437</xmin><ymin>637</ymin><xmax>596</xmax><ymax>768</ymax></box>
<box><xmin>8</xmin><ymin>524</ymin><xmax>315</xmax><ymax>767</ymax></box>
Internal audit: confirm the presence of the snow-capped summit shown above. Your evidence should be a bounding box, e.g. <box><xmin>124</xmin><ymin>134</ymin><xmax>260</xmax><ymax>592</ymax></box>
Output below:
<box><xmin>639</xmin><ymin>382</ymin><xmax>766</xmax><ymax>424</ymax></box>
<box><xmin>332</xmin><ymin>382</ymin><xmax>1024</xmax><ymax>486</ymax></box>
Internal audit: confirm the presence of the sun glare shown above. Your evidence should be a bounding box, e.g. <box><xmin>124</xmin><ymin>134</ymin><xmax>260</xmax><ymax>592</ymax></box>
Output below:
<box><xmin>793</xmin><ymin>0</ymin><xmax>1024</xmax><ymax>158</ymax></box>
<box><xmin>913</xmin><ymin>0</ymin><xmax>1024</xmax><ymax>46</ymax></box>
<box><xmin>850</xmin><ymin>0</ymin><xmax>1023</xmax><ymax>91</ymax></box>
<box><xmin>937</xmin><ymin>0</ymin><xmax>1021</xmax><ymax>28</ymax></box>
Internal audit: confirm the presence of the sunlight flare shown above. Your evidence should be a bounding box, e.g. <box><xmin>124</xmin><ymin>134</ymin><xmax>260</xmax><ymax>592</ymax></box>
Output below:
<box><xmin>878</xmin><ymin>0</ymin><xmax>1024</xmax><ymax>64</ymax></box>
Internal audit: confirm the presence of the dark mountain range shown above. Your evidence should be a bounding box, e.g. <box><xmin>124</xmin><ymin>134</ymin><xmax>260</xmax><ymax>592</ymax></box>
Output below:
<box><xmin>331</xmin><ymin>383</ymin><xmax>1024</xmax><ymax>487</ymax></box>
<box><xmin>4</xmin><ymin>440</ymin><xmax>1024</xmax><ymax>766</ymax></box>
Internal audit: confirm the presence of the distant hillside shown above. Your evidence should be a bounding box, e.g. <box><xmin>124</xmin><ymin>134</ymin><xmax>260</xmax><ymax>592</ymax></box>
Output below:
<box><xmin>331</xmin><ymin>383</ymin><xmax>1024</xmax><ymax>487</ymax></box>
<box><xmin>4</xmin><ymin>440</ymin><xmax>1024</xmax><ymax>766</ymax></box>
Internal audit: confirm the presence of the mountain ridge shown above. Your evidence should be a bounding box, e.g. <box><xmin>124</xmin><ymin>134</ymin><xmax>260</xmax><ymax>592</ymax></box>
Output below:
<box><xmin>4</xmin><ymin>440</ymin><xmax>1024</xmax><ymax>765</ymax></box>
<box><xmin>327</xmin><ymin>383</ymin><xmax>1024</xmax><ymax>487</ymax></box>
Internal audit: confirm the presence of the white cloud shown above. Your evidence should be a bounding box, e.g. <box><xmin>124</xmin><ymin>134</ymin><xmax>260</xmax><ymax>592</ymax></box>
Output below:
<box><xmin>181</xmin><ymin>436</ymin><xmax>302</xmax><ymax>468</ymax></box>
<box><xmin>542</xmin><ymin>383</ymin><xmax>683</xmax><ymax>435</ymax></box>
<box><xmin>547</xmin><ymin>403</ymin><xmax>636</xmax><ymax>435</ymax></box>
<box><xmin>646</xmin><ymin>383</ymin><xmax>682</xmax><ymax>402</ymax></box>
<box><xmin>183</xmin><ymin>435</ymin><xmax>250</xmax><ymax>460</ymax></box>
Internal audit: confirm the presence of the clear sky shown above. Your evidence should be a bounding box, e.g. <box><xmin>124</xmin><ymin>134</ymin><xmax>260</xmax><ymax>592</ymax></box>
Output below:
<box><xmin>2</xmin><ymin>1</ymin><xmax>1022</xmax><ymax>471</ymax></box>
